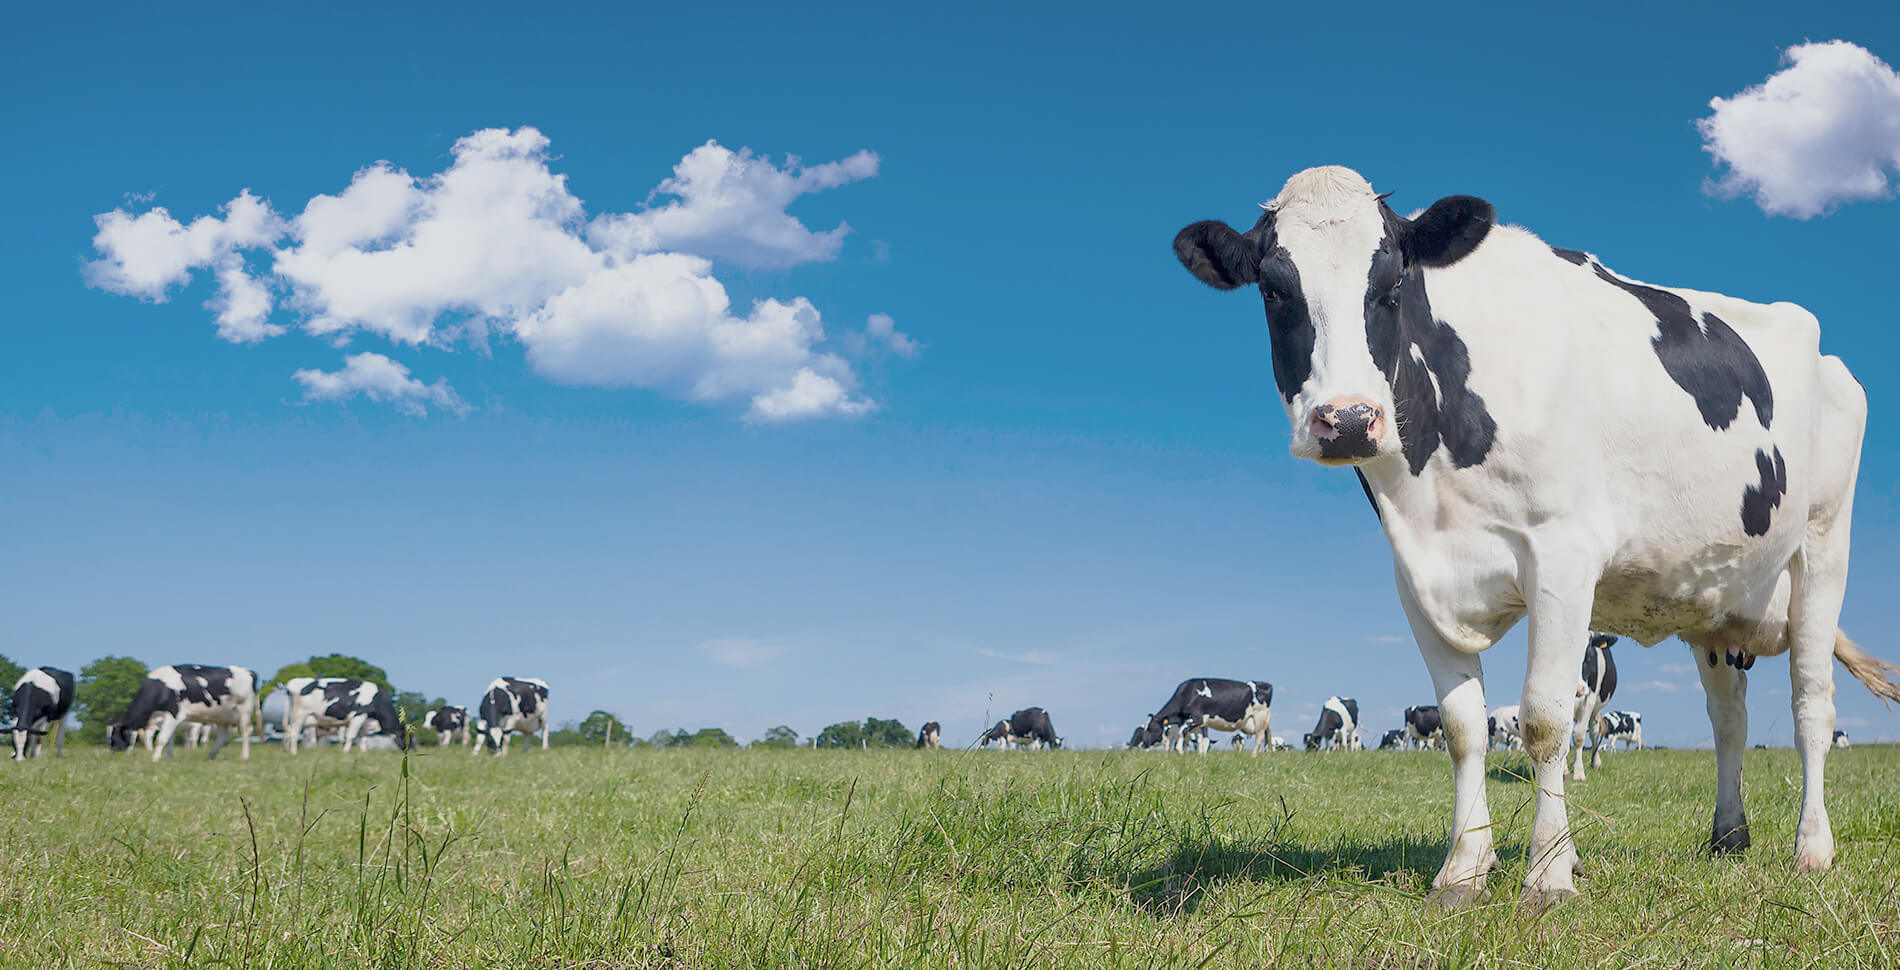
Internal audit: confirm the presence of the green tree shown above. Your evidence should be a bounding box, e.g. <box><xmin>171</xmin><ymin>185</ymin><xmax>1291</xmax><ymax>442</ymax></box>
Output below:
<box><xmin>817</xmin><ymin>718</ymin><xmax>911</xmax><ymax>749</ymax></box>
<box><xmin>266</xmin><ymin>654</ymin><xmax>391</xmax><ymax>694</ymax></box>
<box><xmin>578</xmin><ymin>710</ymin><xmax>629</xmax><ymax>745</ymax></box>
<box><xmin>546</xmin><ymin>721</ymin><xmax>588</xmax><ymax>747</ymax></box>
<box><xmin>753</xmin><ymin>725</ymin><xmax>799</xmax><ymax>749</ymax></box>
<box><xmin>648</xmin><ymin>728</ymin><xmax>678</xmax><ymax>748</ymax></box>
<box><xmin>73</xmin><ymin>656</ymin><xmax>148</xmax><ymax>745</ymax></box>
<box><xmin>816</xmin><ymin>720</ymin><xmax>866</xmax><ymax>748</ymax></box>
<box><xmin>686</xmin><ymin>727</ymin><xmax>738</xmax><ymax>748</ymax></box>
<box><xmin>0</xmin><ymin>654</ymin><xmax>25</xmax><ymax>696</ymax></box>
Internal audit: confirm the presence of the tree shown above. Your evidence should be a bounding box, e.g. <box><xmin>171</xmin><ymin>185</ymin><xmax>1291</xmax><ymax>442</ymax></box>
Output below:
<box><xmin>753</xmin><ymin>725</ymin><xmax>799</xmax><ymax>749</ymax></box>
<box><xmin>546</xmin><ymin>721</ymin><xmax>589</xmax><ymax>747</ymax></box>
<box><xmin>685</xmin><ymin>727</ymin><xmax>738</xmax><ymax>748</ymax></box>
<box><xmin>648</xmin><ymin>729</ymin><xmax>678</xmax><ymax>749</ymax></box>
<box><xmin>0</xmin><ymin>653</ymin><xmax>25</xmax><ymax>697</ymax></box>
<box><xmin>73</xmin><ymin>656</ymin><xmax>148</xmax><ymax>745</ymax></box>
<box><xmin>817</xmin><ymin>718</ymin><xmax>911</xmax><ymax>749</ymax></box>
<box><xmin>578</xmin><ymin>710</ymin><xmax>629</xmax><ymax>746</ymax></box>
<box><xmin>266</xmin><ymin>654</ymin><xmax>391</xmax><ymax>694</ymax></box>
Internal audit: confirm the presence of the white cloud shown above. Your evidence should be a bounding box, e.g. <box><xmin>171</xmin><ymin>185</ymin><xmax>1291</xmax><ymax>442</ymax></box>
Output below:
<box><xmin>85</xmin><ymin>128</ymin><xmax>902</xmax><ymax>419</ymax></box>
<box><xmin>292</xmin><ymin>352</ymin><xmax>466</xmax><ymax>417</ymax></box>
<box><xmin>697</xmin><ymin>637</ymin><xmax>784</xmax><ymax>669</ymax></box>
<box><xmin>1658</xmin><ymin>662</ymin><xmax>1696</xmax><ymax>675</ymax></box>
<box><xmin>1365</xmin><ymin>634</ymin><xmax>1408</xmax><ymax>644</ymax></box>
<box><xmin>1698</xmin><ymin>40</ymin><xmax>1900</xmax><ymax>218</ymax></box>
<box><xmin>1629</xmin><ymin>679</ymin><xmax>1682</xmax><ymax>694</ymax></box>
<box><xmin>864</xmin><ymin>313</ymin><xmax>920</xmax><ymax>357</ymax></box>
<box><xmin>588</xmin><ymin>141</ymin><xmax>878</xmax><ymax>269</ymax></box>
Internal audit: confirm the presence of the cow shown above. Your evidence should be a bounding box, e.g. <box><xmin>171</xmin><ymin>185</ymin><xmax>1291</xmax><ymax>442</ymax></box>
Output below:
<box><xmin>10</xmin><ymin>667</ymin><xmax>74</xmax><ymax>760</ymax></box>
<box><xmin>1403</xmin><ymin>705</ymin><xmax>1445</xmax><ymax>750</ymax></box>
<box><xmin>1143</xmin><ymin>678</ymin><xmax>1275</xmax><ymax>755</ymax></box>
<box><xmin>108</xmin><ymin>665</ymin><xmax>259</xmax><ymax>761</ymax></box>
<box><xmin>1569</xmin><ymin>634</ymin><xmax>1620</xmax><ymax>780</ymax></box>
<box><xmin>1489</xmin><ymin>705</ymin><xmax>1523</xmax><ymax>750</ymax></box>
<box><xmin>1592</xmin><ymin>711</ymin><xmax>1644</xmax><ymax>759</ymax></box>
<box><xmin>426</xmin><ymin>706</ymin><xmax>472</xmax><ymax>747</ymax></box>
<box><xmin>981</xmin><ymin>708</ymin><xmax>1061</xmax><ymax>750</ymax></box>
<box><xmin>1127</xmin><ymin>719</ymin><xmax>1165</xmax><ymax>749</ymax></box>
<box><xmin>916</xmin><ymin>721</ymin><xmax>942</xmax><ymax>749</ymax></box>
<box><xmin>1303</xmin><ymin>696</ymin><xmax>1361</xmax><ymax>751</ymax></box>
<box><xmin>475</xmin><ymin>677</ymin><xmax>550</xmax><ymax>755</ymax></box>
<box><xmin>1172</xmin><ymin>165</ymin><xmax>1900</xmax><ymax>907</ymax></box>
<box><xmin>1378</xmin><ymin>729</ymin><xmax>1404</xmax><ymax>750</ymax></box>
<box><xmin>1832</xmin><ymin>730</ymin><xmax>1850</xmax><ymax>749</ymax></box>
<box><xmin>281</xmin><ymin>678</ymin><xmax>405</xmax><ymax>754</ymax></box>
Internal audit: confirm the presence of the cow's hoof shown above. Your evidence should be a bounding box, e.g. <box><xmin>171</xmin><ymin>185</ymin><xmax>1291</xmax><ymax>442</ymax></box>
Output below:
<box><xmin>1429</xmin><ymin>881</ymin><xmax>1487</xmax><ymax>910</ymax></box>
<box><xmin>1795</xmin><ymin>847</ymin><xmax>1834</xmax><ymax>872</ymax></box>
<box><xmin>1709</xmin><ymin>823</ymin><xmax>1751</xmax><ymax>856</ymax></box>
<box><xmin>1571</xmin><ymin>856</ymin><xmax>1588</xmax><ymax>878</ymax></box>
<box><xmin>1519</xmin><ymin>884</ymin><xmax>1578</xmax><ymax>913</ymax></box>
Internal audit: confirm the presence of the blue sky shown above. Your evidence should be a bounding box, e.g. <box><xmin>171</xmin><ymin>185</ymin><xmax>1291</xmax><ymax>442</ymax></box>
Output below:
<box><xmin>6</xmin><ymin>3</ymin><xmax>1900</xmax><ymax>748</ymax></box>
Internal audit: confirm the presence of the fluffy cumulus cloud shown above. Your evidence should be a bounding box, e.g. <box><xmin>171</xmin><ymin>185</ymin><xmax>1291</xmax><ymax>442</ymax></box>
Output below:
<box><xmin>1698</xmin><ymin>40</ymin><xmax>1900</xmax><ymax>218</ymax></box>
<box><xmin>292</xmin><ymin>352</ymin><xmax>466</xmax><ymax>416</ymax></box>
<box><xmin>84</xmin><ymin>128</ymin><xmax>908</xmax><ymax>419</ymax></box>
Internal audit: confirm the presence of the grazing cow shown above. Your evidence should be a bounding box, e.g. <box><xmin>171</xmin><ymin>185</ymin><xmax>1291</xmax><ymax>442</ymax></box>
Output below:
<box><xmin>426</xmin><ymin>706</ymin><xmax>472</xmax><ymax>747</ymax></box>
<box><xmin>108</xmin><ymin>665</ymin><xmax>259</xmax><ymax>761</ymax></box>
<box><xmin>1832</xmin><ymin>730</ymin><xmax>1850</xmax><ymax>749</ymax></box>
<box><xmin>1403</xmin><ymin>705</ymin><xmax>1445</xmax><ymax>750</ymax></box>
<box><xmin>1489</xmin><ymin>705</ymin><xmax>1523</xmax><ymax>750</ymax></box>
<box><xmin>1569</xmin><ymin>634</ymin><xmax>1620</xmax><ymax>780</ymax></box>
<box><xmin>916</xmin><ymin>721</ymin><xmax>942</xmax><ymax>749</ymax></box>
<box><xmin>1592</xmin><ymin>711</ymin><xmax>1644</xmax><ymax>760</ymax></box>
<box><xmin>10</xmin><ymin>667</ymin><xmax>74</xmax><ymax>760</ymax></box>
<box><xmin>981</xmin><ymin>708</ymin><xmax>1062</xmax><ymax>750</ymax></box>
<box><xmin>1143</xmin><ymin>678</ymin><xmax>1275</xmax><ymax>755</ymax></box>
<box><xmin>1173</xmin><ymin>165</ymin><xmax>1900</xmax><ymax>906</ymax></box>
<box><xmin>1127</xmin><ymin>719</ymin><xmax>1165</xmax><ymax>749</ymax></box>
<box><xmin>282</xmin><ymin>678</ymin><xmax>405</xmax><ymax>754</ymax></box>
<box><xmin>1378</xmin><ymin>728</ymin><xmax>1404</xmax><ymax>750</ymax></box>
<box><xmin>475</xmin><ymin>677</ymin><xmax>550</xmax><ymax>755</ymax></box>
<box><xmin>1303</xmin><ymin>697</ymin><xmax>1361</xmax><ymax>751</ymax></box>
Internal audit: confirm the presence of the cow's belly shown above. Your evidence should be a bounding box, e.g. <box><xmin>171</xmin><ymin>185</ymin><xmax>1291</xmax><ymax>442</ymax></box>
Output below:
<box><xmin>1196</xmin><ymin>704</ymin><xmax>1271</xmax><ymax>734</ymax></box>
<box><xmin>183</xmin><ymin>703</ymin><xmax>246</xmax><ymax>726</ymax></box>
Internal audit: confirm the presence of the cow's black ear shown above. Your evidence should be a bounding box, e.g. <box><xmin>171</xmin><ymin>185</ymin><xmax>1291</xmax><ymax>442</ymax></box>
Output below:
<box><xmin>1403</xmin><ymin>195</ymin><xmax>1494</xmax><ymax>268</ymax></box>
<box><xmin>1174</xmin><ymin>220</ymin><xmax>1262</xmax><ymax>290</ymax></box>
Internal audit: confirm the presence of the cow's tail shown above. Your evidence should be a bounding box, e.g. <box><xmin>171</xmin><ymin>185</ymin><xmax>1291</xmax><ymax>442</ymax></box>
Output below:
<box><xmin>1835</xmin><ymin>629</ymin><xmax>1900</xmax><ymax>707</ymax></box>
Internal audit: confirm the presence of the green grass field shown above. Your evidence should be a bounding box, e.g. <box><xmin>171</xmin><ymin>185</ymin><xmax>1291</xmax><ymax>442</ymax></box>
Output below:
<box><xmin>3</xmin><ymin>743</ymin><xmax>1897</xmax><ymax>969</ymax></box>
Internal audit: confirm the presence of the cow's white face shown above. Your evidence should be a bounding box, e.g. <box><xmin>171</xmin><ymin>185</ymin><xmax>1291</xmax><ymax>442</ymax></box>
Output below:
<box><xmin>1175</xmin><ymin>166</ymin><xmax>1494</xmax><ymax>471</ymax></box>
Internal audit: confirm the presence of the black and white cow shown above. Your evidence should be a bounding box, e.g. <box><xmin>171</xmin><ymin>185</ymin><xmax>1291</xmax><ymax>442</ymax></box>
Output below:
<box><xmin>426</xmin><ymin>706</ymin><xmax>472</xmax><ymax>747</ymax></box>
<box><xmin>1143</xmin><ymin>678</ymin><xmax>1275</xmax><ymax>755</ymax></box>
<box><xmin>981</xmin><ymin>708</ymin><xmax>1062</xmax><ymax>750</ymax></box>
<box><xmin>1303</xmin><ymin>696</ymin><xmax>1361</xmax><ymax>751</ymax></box>
<box><xmin>1127</xmin><ymin>720</ymin><xmax>1165</xmax><ymax>749</ymax></box>
<box><xmin>1378</xmin><ymin>729</ymin><xmax>1404</xmax><ymax>750</ymax></box>
<box><xmin>108</xmin><ymin>665</ymin><xmax>259</xmax><ymax>761</ymax></box>
<box><xmin>282</xmin><ymin>678</ymin><xmax>405</xmax><ymax>753</ymax></box>
<box><xmin>475</xmin><ymin>677</ymin><xmax>549</xmax><ymax>755</ymax></box>
<box><xmin>1403</xmin><ymin>704</ymin><xmax>1444</xmax><ymax>750</ymax></box>
<box><xmin>1569</xmin><ymin>633</ymin><xmax>1620</xmax><ymax>780</ymax></box>
<box><xmin>10</xmin><ymin>667</ymin><xmax>74</xmax><ymax>760</ymax></box>
<box><xmin>1832</xmin><ymin>730</ymin><xmax>1850</xmax><ymax>749</ymax></box>
<box><xmin>1489</xmin><ymin>705</ymin><xmax>1522</xmax><ymax>750</ymax></box>
<box><xmin>1592</xmin><ymin>711</ymin><xmax>1644</xmax><ymax>760</ymax></box>
<box><xmin>1174</xmin><ymin>165</ymin><xmax>1900</xmax><ymax>906</ymax></box>
<box><xmin>916</xmin><ymin>721</ymin><xmax>942</xmax><ymax>749</ymax></box>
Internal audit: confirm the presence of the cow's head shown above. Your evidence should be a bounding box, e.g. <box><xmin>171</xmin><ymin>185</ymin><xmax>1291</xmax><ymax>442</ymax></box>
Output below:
<box><xmin>1174</xmin><ymin>166</ymin><xmax>1494</xmax><ymax>468</ymax></box>
<box><xmin>107</xmin><ymin>722</ymin><xmax>135</xmax><ymax>751</ymax></box>
<box><xmin>1302</xmin><ymin>732</ymin><xmax>1321</xmax><ymax>751</ymax></box>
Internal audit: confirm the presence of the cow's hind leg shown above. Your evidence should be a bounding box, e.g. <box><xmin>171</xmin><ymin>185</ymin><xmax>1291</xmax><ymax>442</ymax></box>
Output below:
<box><xmin>1690</xmin><ymin>642</ymin><xmax>1751</xmax><ymax>853</ymax></box>
<box><xmin>1789</xmin><ymin>549</ymin><xmax>1847</xmax><ymax>871</ymax></box>
<box><xmin>1397</xmin><ymin>575</ymin><xmax>1496</xmax><ymax>907</ymax></box>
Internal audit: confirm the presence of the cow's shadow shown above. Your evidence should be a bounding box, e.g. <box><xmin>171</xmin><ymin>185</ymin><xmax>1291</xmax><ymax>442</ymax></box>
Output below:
<box><xmin>1105</xmin><ymin>832</ymin><xmax>1448</xmax><ymax>915</ymax></box>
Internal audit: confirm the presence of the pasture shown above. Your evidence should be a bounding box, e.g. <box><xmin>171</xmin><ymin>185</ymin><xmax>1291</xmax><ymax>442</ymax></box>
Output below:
<box><xmin>3</xmin><ymin>744</ymin><xmax>1897</xmax><ymax>969</ymax></box>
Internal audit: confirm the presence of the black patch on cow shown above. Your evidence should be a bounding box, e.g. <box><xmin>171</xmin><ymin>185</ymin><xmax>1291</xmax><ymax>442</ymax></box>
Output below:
<box><xmin>1550</xmin><ymin>246</ymin><xmax>1589</xmax><ymax>266</ymax></box>
<box><xmin>1354</xmin><ymin>469</ymin><xmax>1383</xmax><ymax>520</ymax></box>
<box><xmin>1586</xmin><ymin>263</ymin><xmax>1773</xmax><ymax>431</ymax></box>
<box><xmin>1402</xmin><ymin>195</ymin><xmax>1494</xmax><ymax>268</ymax></box>
<box><xmin>1366</xmin><ymin>208</ymin><xmax>1498</xmax><ymax>475</ymax></box>
<box><xmin>1740</xmin><ymin>447</ymin><xmax>1787</xmax><ymax>537</ymax></box>
<box><xmin>1174</xmin><ymin>218</ymin><xmax>1264</xmax><ymax>290</ymax></box>
<box><xmin>172</xmin><ymin>665</ymin><xmax>235</xmax><ymax>706</ymax></box>
<box><xmin>502</xmin><ymin>678</ymin><xmax>543</xmax><ymax>714</ymax></box>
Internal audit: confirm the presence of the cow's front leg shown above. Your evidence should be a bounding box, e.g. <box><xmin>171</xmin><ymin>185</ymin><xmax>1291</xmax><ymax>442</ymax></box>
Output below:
<box><xmin>151</xmin><ymin>716</ymin><xmax>183</xmax><ymax>763</ymax></box>
<box><xmin>1694</xmin><ymin>642</ymin><xmax>1750</xmax><ymax>853</ymax></box>
<box><xmin>1519</xmin><ymin>575</ymin><xmax>1595</xmax><ymax>909</ymax></box>
<box><xmin>1396</xmin><ymin>576</ymin><xmax>1495</xmax><ymax>907</ymax></box>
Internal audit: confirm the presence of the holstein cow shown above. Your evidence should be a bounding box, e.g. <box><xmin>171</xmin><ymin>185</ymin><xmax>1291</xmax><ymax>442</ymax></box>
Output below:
<box><xmin>1303</xmin><ymin>696</ymin><xmax>1361</xmax><ymax>751</ymax></box>
<box><xmin>281</xmin><ymin>678</ymin><xmax>405</xmax><ymax>754</ymax></box>
<box><xmin>916</xmin><ymin>721</ymin><xmax>942</xmax><ymax>750</ymax></box>
<box><xmin>1489</xmin><ymin>705</ymin><xmax>1523</xmax><ymax>750</ymax></box>
<box><xmin>980</xmin><ymin>708</ymin><xmax>1062</xmax><ymax>750</ymax></box>
<box><xmin>1144</xmin><ymin>678</ymin><xmax>1275</xmax><ymax>754</ymax></box>
<box><xmin>1173</xmin><ymin>165</ymin><xmax>1900</xmax><ymax>907</ymax></box>
<box><xmin>1378</xmin><ymin>729</ymin><xmax>1404</xmax><ymax>750</ymax></box>
<box><xmin>426</xmin><ymin>706</ymin><xmax>472</xmax><ymax>747</ymax></box>
<box><xmin>1569</xmin><ymin>633</ymin><xmax>1620</xmax><ymax>780</ymax></box>
<box><xmin>1403</xmin><ymin>705</ymin><xmax>1445</xmax><ymax>750</ymax></box>
<box><xmin>475</xmin><ymin>677</ymin><xmax>550</xmax><ymax>755</ymax></box>
<box><xmin>1593</xmin><ymin>711</ymin><xmax>1644</xmax><ymax>761</ymax></box>
<box><xmin>1832</xmin><ymin>730</ymin><xmax>1850</xmax><ymax>749</ymax></box>
<box><xmin>10</xmin><ymin>667</ymin><xmax>74</xmax><ymax>759</ymax></box>
<box><xmin>109</xmin><ymin>665</ymin><xmax>259</xmax><ymax>761</ymax></box>
<box><xmin>1127</xmin><ymin>720</ymin><xmax>1165</xmax><ymax>749</ymax></box>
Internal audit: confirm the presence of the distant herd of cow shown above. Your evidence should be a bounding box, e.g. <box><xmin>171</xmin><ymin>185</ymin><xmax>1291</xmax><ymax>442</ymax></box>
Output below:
<box><xmin>3</xmin><ymin>664</ymin><xmax>556</xmax><ymax>760</ymax></box>
<box><xmin>4</xmin><ymin>643</ymin><xmax>1855</xmax><ymax>761</ymax></box>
